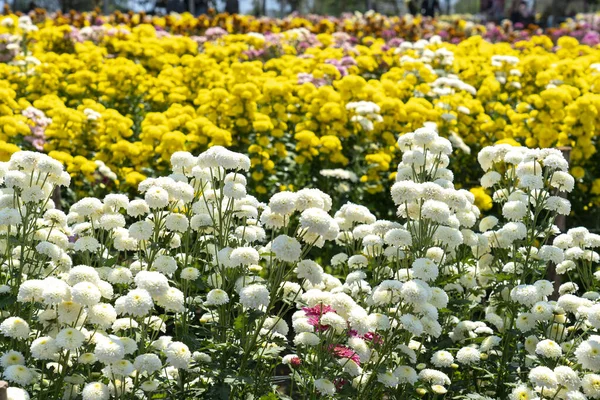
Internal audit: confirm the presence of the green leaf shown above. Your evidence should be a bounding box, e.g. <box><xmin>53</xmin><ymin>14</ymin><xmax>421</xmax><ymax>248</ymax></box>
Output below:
<box><xmin>0</xmin><ymin>294</ymin><xmax>17</xmax><ymax>310</ymax></box>
<box><xmin>205</xmin><ymin>383</ymin><xmax>231</xmax><ymax>400</ymax></box>
<box><xmin>233</xmin><ymin>314</ymin><xmax>245</xmax><ymax>331</ymax></box>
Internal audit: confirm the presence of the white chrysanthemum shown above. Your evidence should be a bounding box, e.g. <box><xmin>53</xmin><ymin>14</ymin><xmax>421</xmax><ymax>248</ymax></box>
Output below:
<box><xmin>129</xmin><ymin>220</ymin><xmax>154</xmax><ymax>241</ymax></box>
<box><xmin>400</xmin><ymin>280</ymin><xmax>432</xmax><ymax>305</ymax></box>
<box><xmin>155</xmin><ymin>287</ymin><xmax>185</xmax><ymax>313</ymax></box>
<box><xmin>71</xmin><ymin>281</ymin><xmax>101</xmax><ymax>306</ymax></box>
<box><xmin>103</xmin><ymin>193</ymin><xmax>129</xmax><ymax>210</ymax></box>
<box><xmin>554</xmin><ymin>365</ymin><xmax>581</xmax><ymax>391</ymax></box>
<box><xmin>140</xmin><ymin>380</ymin><xmax>160</xmax><ymax>392</ymax></box>
<box><xmin>510</xmin><ymin>285</ymin><xmax>541</xmax><ymax>307</ymax></box>
<box><xmin>550</xmin><ymin>171</ymin><xmax>575</xmax><ymax>192</ymax></box>
<box><xmin>30</xmin><ymin>336</ymin><xmax>59</xmax><ymax>361</ymax></box>
<box><xmin>508</xmin><ymin>385</ymin><xmax>537</xmax><ymax>400</ymax></box>
<box><xmin>320</xmin><ymin>168</ymin><xmax>358</xmax><ymax>182</ymax></box>
<box><xmin>105</xmin><ymin>267</ymin><xmax>132</xmax><ymax>286</ymax></box>
<box><xmin>0</xmin><ymin>317</ymin><xmax>29</xmax><ymax>339</ymax></box>
<box><xmin>98</xmin><ymin>213</ymin><xmax>126</xmax><ymax>230</ymax></box>
<box><xmin>367</xmin><ymin>313</ymin><xmax>390</xmax><ymax>331</ymax></box>
<box><xmin>127</xmin><ymin>199</ymin><xmax>150</xmax><ymax>217</ymax></box>
<box><xmin>36</xmin><ymin>241</ymin><xmax>62</xmax><ymax>260</ymax></box>
<box><xmin>239</xmin><ymin>284</ymin><xmax>270</xmax><ymax>310</ymax></box>
<box><xmin>6</xmin><ymin>387</ymin><xmax>30</xmax><ymax>400</ymax></box>
<box><xmin>17</xmin><ymin>280</ymin><xmax>44</xmax><ymax>303</ymax></box>
<box><xmin>295</xmin><ymin>260</ymin><xmax>324</xmax><ymax>285</ymax></box>
<box><xmin>0</xmin><ymin>208</ymin><xmax>22</xmax><ymax>226</ymax></box>
<box><xmin>526</xmin><ymin>336</ymin><xmax>541</xmax><ymax>355</ymax></box>
<box><xmin>330</xmin><ymin>253</ymin><xmax>348</xmax><ymax>267</ymax></box>
<box><xmin>481</xmin><ymin>171</ymin><xmax>502</xmax><ymax>188</ymax></box>
<box><xmin>399</xmin><ymin>313</ymin><xmax>423</xmax><ymax>336</ymax></box>
<box><xmin>223</xmin><ymin>181</ymin><xmax>246</xmax><ymax>199</ymax></box>
<box><xmin>431</xmin><ymin>350</ymin><xmax>454</xmax><ymax>368</ymax></box>
<box><xmin>515</xmin><ymin>312</ymin><xmax>536</xmax><ymax>333</ymax></box>
<box><xmin>558</xmin><ymin>294</ymin><xmax>588</xmax><ymax>313</ymax></box>
<box><xmin>88</xmin><ymin>303</ymin><xmax>117</xmax><ymax>328</ymax></box>
<box><xmin>421</xmin><ymin>200</ymin><xmax>451</xmax><ymax>224</ymax></box>
<box><xmin>153</xmin><ymin>255</ymin><xmax>178</xmax><ymax>276</ymax></box>
<box><xmin>134</xmin><ymin>271</ymin><xmax>169</xmax><ymax>297</ymax></box>
<box><xmin>293</xmin><ymin>332</ymin><xmax>320</xmax><ymax>346</ymax></box>
<box><xmin>180</xmin><ymin>267</ymin><xmax>200</xmax><ymax>281</ymax></box>
<box><xmin>582</xmin><ymin>374</ymin><xmax>600</xmax><ymax>398</ymax></box>
<box><xmin>3</xmin><ymin>365</ymin><xmax>33</xmax><ymax>386</ymax></box>
<box><xmin>383</xmin><ymin>228</ymin><xmax>412</xmax><ymax>247</ymax></box>
<box><xmin>429</xmin><ymin>287</ymin><xmax>449</xmax><ymax>309</ymax></box>
<box><xmin>538</xmin><ymin>245</ymin><xmax>564</xmax><ymax>264</ymax></box>
<box><xmin>95</xmin><ymin>336</ymin><xmax>125</xmax><ymax>364</ymax></box>
<box><xmin>271</xmin><ymin>235</ymin><xmax>302</xmax><ymax>263</ymax></box>
<box><xmin>73</xmin><ymin>236</ymin><xmax>101</xmax><ymax>252</ymax></box>
<box><xmin>536</xmin><ymin>339</ymin><xmax>562</xmax><ymax>359</ymax></box>
<box><xmin>480</xmin><ymin>335</ymin><xmax>502</xmax><ymax>352</ymax></box>
<box><xmin>40</xmin><ymin>277</ymin><xmax>70</xmax><ymax>305</ymax></box>
<box><xmin>229</xmin><ymin>247</ymin><xmax>260</xmax><ymax>267</ymax></box>
<box><xmin>502</xmin><ymin>200</ymin><xmax>528</xmax><ymax>221</ymax></box>
<box><xmin>319</xmin><ymin>312</ymin><xmax>346</xmax><ymax>333</ymax></box>
<box><xmin>585</xmin><ymin>304</ymin><xmax>600</xmax><ymax>329</ymax></box>
<box><xmin>171</xmin><ymin>151</ymin><xmax>196</xmax><ymax>170</ymax></box>
<box><xmin>478</xmin><ymin>216</ymin><xmax>498</xmax><ymax>233</ymax></box>
<box><xmin>260</xmin><ymin>207</ymin><xmax>285</xmax><ymax>229</ymax></box>
<box><xmin>71</xmin><ymin>197</ymin><xmax>104</xmax><ymax>217</ymax></box>
<box><xmin>205</xmin><ymin>289</ymin><xmax>229</xmax><ymax>306</ymax></box>
<box><xmin>546</xmin><ymin>196</ymin><xmax>571</xmax><ymax>215</ymax></box>
<box><xmin>165</xmin><ymin>342</ymin><xmax>191</xmax><ymax>369</ymax></box>
<box><xmin>0</xmin><ymin>351</ymin><xmax>24</xmax><ymax>369</ymax></box>
<box><xmin>394</xmin><ymin>365</ymin><xmax>418</xmax><ymax>385</ymax></box>
<box><xmin>418</xmin><ymin>369</ymin><xmax>451</xmax><ymax>386</ymax></box>
<box><xmin>412</xmin><ymin>258</ymin><xmax>439</xmax><ymax>282</ymax></box>
<box><xmin>56</xmin><ymin>327</ymin><xmax>86</xmax><ymax>351</ymax></box>
<box><xmin>529</xmin><ymin>366</ymin><xmax>558</xmax><ymax>389</ymax></box>
<box><xmin>294</xmin><ymin>188</ymin><xmax>331</xmax><ymax>212</ymax></box>
<box><xmin>165</xmin><ymin>213</ymin><xmax>189</xmax><ymax>233</ymax></box>
<box><xmin>122</xmin><ymin>289</ymin><xmax>154</xmax><ymax>317</ymax></box>
<box><xmin>314</xmin><ymin>378</ymin><xmax>336</xmax><ymax>396</ymax></box>
<box><xmin>56</xmin><ymin>300</ymin><xmax>85</xmax><ymax>325</ymax></box>
<box><xmin>529</xmin><ymin>301</ymin><xmax>553</xmax><ymax>321</ymax></box>
<box><xmin>576</xmin><ymin>338</ymin><xmax>600</xmax><ymax>371</ymax></box>
<box><xmin>348</xmin><ymin>255</ymin><xmax>368</xmax><ymax>269</ymax></box>
<box><xmin>134</xmin><ymin>353</ymin><xmax>162</xmax><ymax>375</ymax></box>
<box><xmin>111</xmin><ymin>359</ymin><xmax>135</xmax><ymax>376</ymax></box>
<box><xmin>269</xmin><ymin>192</ymin><xmax>297</xmax><ymax>215</ymax></box>
<box><xmin>391</xmin><ymin>180</ymin><xmax>421</xmax><ymax>205</ymax></box>
<box><xmin>559</xmin><ymin>282</ymin><xmax>579</xmax><ymax>295</ymax></box>
<box><xmin>456</xmin><ymin>347</ymin><xmax>480</xmax><ymax>365</ymax></box>
<box><xmin>117</xmin><ymin>337</ymin><xmax>137</xmax><ymax>355</ymax></box>
<box><xmin>81</xmin><ymin>382</ymin><xmax>110</xmax><ymax>400</ymax></box>
<box><xmin>280</xmin><ymin>281</ymin><xmax>303</xmax><ymax>301</ymax></box>
<box><xmin>299</xmin><ymin>208</ymin><xmax>334</xmax><ymax>236</ymax></box>
<box><xmin>347</xmin><ymin>306</ymin><xmax>372</xmax><ymax>335</ymax></box>
<box><xmin>144</xmin><ymin>186</ymin><xmax>170</xmax><ymax>209</ymax></box>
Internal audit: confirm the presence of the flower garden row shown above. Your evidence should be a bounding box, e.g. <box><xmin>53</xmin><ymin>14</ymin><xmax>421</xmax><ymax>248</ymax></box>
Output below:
<box><xmin>1</xmin><ymin>11</ymin><xmax>600</xmax><ymax>399</ymax></box>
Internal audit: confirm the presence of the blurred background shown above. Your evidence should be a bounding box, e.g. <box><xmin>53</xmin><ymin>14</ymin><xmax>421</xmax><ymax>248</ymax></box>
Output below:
<box><xmin>1</xmin><ymin>0</ymin><xmax>597</xmax><ymax>30</ymax></box>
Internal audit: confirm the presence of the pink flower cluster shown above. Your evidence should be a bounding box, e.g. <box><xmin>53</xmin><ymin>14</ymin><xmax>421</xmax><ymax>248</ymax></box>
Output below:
<box><xmin>22</xmin><ymin>107</ymin><xmax>51</xmax><ymax>151</ymax></box>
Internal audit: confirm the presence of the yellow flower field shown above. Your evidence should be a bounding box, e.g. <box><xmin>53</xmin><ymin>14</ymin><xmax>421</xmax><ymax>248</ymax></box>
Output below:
<box><xmin>2</xmin><ymin>12</ymin><xmax>600</xmax><ymax>224</ymax></box>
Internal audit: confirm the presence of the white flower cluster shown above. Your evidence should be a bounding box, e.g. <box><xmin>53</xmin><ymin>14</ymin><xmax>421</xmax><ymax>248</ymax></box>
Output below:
<box><xmin>431</xmin><ymin>75</ymin><xmax>477</xmax><ymax>96</ymax></box>
<box><xmin>395</xmin><ymin>36</ymin><xmax>455</xmax><ymax>67</ymax></box>
<box><xmin>0</xmin><ymin>131</ymin><xmax>595</xmax><ymax>399</ymax></box>
<box><xmin>491</xmin><ymin>55</ymin><xmax>522</xmax><ymax>86</ymax></box>
<box><xmin>346</xmin><ymin>101</ymin><xmax>383</xmax><ymax>131</ymax></box>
